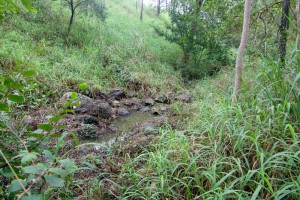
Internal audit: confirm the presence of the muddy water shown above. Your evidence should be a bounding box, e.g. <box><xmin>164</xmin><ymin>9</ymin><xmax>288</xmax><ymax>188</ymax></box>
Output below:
<box><xmin>113</xmin><ymin>112</ymin><xmax>153</xmax><ymax>132</ymax></box>
<box><xmin>80</xmin><ymin>112</ymin><xmax>154</xmax><ymax>144</ymax></box>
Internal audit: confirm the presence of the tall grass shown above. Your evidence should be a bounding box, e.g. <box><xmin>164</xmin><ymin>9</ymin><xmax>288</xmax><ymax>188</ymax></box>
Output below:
<box><xmin>114</xmin><ymin>54</ymin><xmax>299</xmax><ymax>199</ymax></box>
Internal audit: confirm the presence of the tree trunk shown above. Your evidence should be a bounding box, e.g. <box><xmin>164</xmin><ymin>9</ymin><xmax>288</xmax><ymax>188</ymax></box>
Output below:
<box><xmin>195</xmin><ymin>0</ymin><xmax>203</xmax><ymax>13</ymax></box>
<box><xmin>279</xmin><ymin>0</ymin><xmax>290</xmax><ymax>67</ymax></box>
<box><xmin>136</xmin><ymin>0</ymin><xmax>138</xmax><ymax>11</ymax></box>
<box><xmin>68</xmin><ymin>0</ymin><xmax>75</xmax><ymax>34</ymax></box>
<box><xmin>232</xmin><ymin>0</ymin><xmax>252</xmax><ymax>104</ymax></box>
<box><xmin>140</xmin><ymin>0</ymin><xmax>143</xmax><ymax>21</ymax></box>
<box><xmin>296</xmin><ymin>0</ymin><xmax>300</xmax><ymax>51</ymax></box>
<box><xmin>157</xmin><ymin>0</ymin><xmax>161</xmax><ymax>16</ymax></box>
<box><xmin>166</xmin><ymin>0</ymin><xmax>168</xmax><ymax>11</ymax></box>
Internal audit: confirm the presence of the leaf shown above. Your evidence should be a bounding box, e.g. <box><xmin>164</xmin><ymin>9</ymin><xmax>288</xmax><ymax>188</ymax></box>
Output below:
<box><xmin>43</xmin><ymin>150</ymin><xmax>54</xmax><ymax>161</ymax></box>
<box><xmin>22</xmin><ymin>70</ymin><xmax>37</xmax><ymax>77</ymax></box>
<box><xmin>21</xmin><ymin>195</ymin><xmax>43</xmax><ymax>200</ymax></box>
<box><xmin>49</xmin><ymin>133</ymin><xmax>61</xmax><ymax>138</ymax></box>
<box><xmin>33</xmin><ymin>129</ymin><xmax>43</xmax><ymax>134</ymax></box>
<box><xmin>21</xmin><ymin>0</ymin><xmax>37</xmax><ymax>12</ymax></box>
<box><xmin>38</xmin><ymin>123</ymin><xmax>53</xmax><ymax>131</ymax></box>
<box><xmin>59</xmin><ymin>159</ymin><xmax>76</xmax><ymax>169</ymax></box>
<box><xmin>70</xmin><ymin>92</ymin><xmax>78</xmax><ymax>99</ymax></box>
<box><xmin>44</xmin><ymin>175</ymin><xmax>64</xmax><ymax>188</ymax></box>
<box><xmin>8</xmin><ymin>179</ymin><xmax>27</xmax><ymax>193</ymax></box>
<box><xmin>79</xmin><ymin>83</ymin><xmax>88</xmax><ymax>91</ymax></box>
<box><xmin>21</xmin><ymin>152</ymin><xmax>39</xmax><ymax>164</ymax></box>
<box><xmin>0</xmin><ymin>103</ymin><xmax>9</xmax><ymax>112</ymax></box>
<box><xmin>1</xmin><ymin>167</ymin><xmax>15</xmax><ymax>178</ymax></box>
<box><xmin>251</xmin><ymin>184</ymin><xmax>262</xmax><ymax>200</ymax></box>
<box><xmin>49</xmin><ymin>167</ymin><xmax>68</xmax><ymax>178</ymax></box>
<box><xmin>49</xmin><ymin>116</ymin><xmax>61</xmax><ymax>123</ymax></box>
<box><xmin>22</xmin><ymin>163</ymin><xmax>47</xmax><ymax>174</ymax></box>
<box><xmin>4</xmin><ymin>78</ymin><xmax>15</xmax><ymax>88</ymax></box>
<box><xmin>28</xmin><ymin>133</ymin><xmax>44</xmax><ymax>139</ymax></box>
<box><xmin>8</xmin><ymin>94</ymin><xmax>25</xmax><ymax>103</ymax></box>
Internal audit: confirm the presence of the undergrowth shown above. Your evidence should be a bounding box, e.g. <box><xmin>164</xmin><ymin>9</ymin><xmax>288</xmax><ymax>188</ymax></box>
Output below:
<box><xmin>114</xmin><ymin>55</ymin><xmax>300</xmax><ymax>199</ymax></box>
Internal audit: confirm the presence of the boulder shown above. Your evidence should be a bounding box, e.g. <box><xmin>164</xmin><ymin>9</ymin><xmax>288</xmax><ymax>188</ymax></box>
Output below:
<box><xmin>117</xmin><ymin>108</ymin><xmax>130</xmax><ymax>116</ymax></box>
<box><xmin>97</xmin><ymin>102</ymin><xmax>112</xmax><ymax>119</ymax></box>
<box><xmin>61</xmin><ymin>93</ymin><xmax>112</xmax><ymax>119</ymax></box>
<box><xmin>76</xmin><ymin>115</ymin><xmax>98</xmax><ymax>124</ymax></box>
<box><xmin>62</xmin><ymin>92</ymin><xmax>94</xmax><ymax>113</ymax></box>
<box><xmin>112</xmin><ymin>100</ymin><xmax>121</xmax><ymax>108</ymax></box>
<box><xmin>109</xmin><ymin>88</ymin><xmax>126</xmax><ymax>100</ymax></box>
<box><xmin>155</xmin><ymin>94</ymin><xmax>171</xmax><ymax>104</ymax></box>
<box><xmin>127</xmin><ymin>91</ymin><xmax>138</xmax><ymax>98</ymax></box>
<box><xmin>151</xmin><ymin>106</ymin><xmax>167</xmax><ymax>116</ymax></box>
<box><xmin>76</xmin><ymin>124</ymin><xmax>99</xmax><ymax>139</ymax></box>
<box><xmin>123</xmin><ymin>98</ymin><xmax>142</xmax><ymax>110</ymax></box>
<box><xmin>175</xmin><ymin>93</ymin><xmax>192</xmax><ymax>103</ymax></box>
<box><xmin>144</xmin><ymin>98</ymin><xmax>155</xmax><ymax>106</ymax></box>
<box><xmin>140</xmin><ymin>106</ymin><xmax>150</xmax><ymax>112</ymax></box>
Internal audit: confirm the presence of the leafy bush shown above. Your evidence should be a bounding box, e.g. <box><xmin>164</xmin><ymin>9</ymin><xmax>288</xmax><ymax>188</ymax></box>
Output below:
<box><xmin>155</xmin><ymin>0</ymin><xmax>232</xmax><ymax>79</ymax></box>
<box><xmin>0</xmin><ymin>0</ymin><xmax>36</xmax><ymax>20</ymax></box>
<box><xmin>0</xmin><ymin>67</ymin><xmax>80</xmax><ymax>199</ymax></box>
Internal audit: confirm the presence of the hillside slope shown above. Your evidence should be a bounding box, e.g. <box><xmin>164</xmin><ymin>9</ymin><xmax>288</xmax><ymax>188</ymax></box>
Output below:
<box><xmin>0</xmin><ymin>0</ymin><xmax>183</xmax><ymax>95</ymax></box>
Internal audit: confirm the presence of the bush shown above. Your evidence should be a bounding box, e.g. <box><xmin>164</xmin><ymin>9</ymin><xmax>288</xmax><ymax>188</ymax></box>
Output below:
<box><xmin>0</xmin><ymin>66</ymin><xmax>80</xmax><ymax>199</ymax></box>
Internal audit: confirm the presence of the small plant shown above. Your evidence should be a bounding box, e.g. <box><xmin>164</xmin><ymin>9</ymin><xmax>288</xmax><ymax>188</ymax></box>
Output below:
<box><xmin>0</xmin><ymin>67</ymin><xmax>80</xmax><ymax>199</ymax></box>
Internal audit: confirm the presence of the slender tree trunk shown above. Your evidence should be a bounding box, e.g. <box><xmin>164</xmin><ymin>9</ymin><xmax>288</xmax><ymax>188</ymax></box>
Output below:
<box><xmin>279</xmin><ymin>0</ymin><xmax>290</xmax><ymax>67</ymax></box>
<box><xmin>296</xmin><ymin>1</ymin><xmax>300</xmax><ymax>51</ymax></box>
<box><xmin>195</xmin><ymin>0</ymin><xmax>203</xmax><ymax>13</ymax></box>
<box><xmin>232</xmin><ymin>0</ymin><xmax>252</xmax><ymax>104</ymax></box>
<box><xmin>136</xmin><ymin>0</ymin><xmax>138</xmax><ymax>11</ymax></box>
<box><xmin>157</xmin><ymin>0</ymin><xmax>161</xmax><ymax>16</ymax></box>
<box><xmin>68</xmin><ymin>0</ymin><xmax>75</xmax><ymax>34</ymax></box>
<box><xmin>165</xmin><ymin>0</ymin><xmax>168</xmax><ymax>11</ymax></box>
<box><xmin>140</xmin><ymin>0</ymin><xmax>143</xmax><ymax>21</ymax></box>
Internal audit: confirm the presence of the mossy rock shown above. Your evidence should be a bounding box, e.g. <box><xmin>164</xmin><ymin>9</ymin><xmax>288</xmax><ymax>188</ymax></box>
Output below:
<box><xmin>77</xmin><ymin>124</ymin><xmax>99</xmax><ymax>139</ymax></box>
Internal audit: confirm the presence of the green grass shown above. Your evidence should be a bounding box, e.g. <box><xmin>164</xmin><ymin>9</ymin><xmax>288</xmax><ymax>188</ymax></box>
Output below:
<box><xmin>0</xmin><ymin>0</ymin><xmax>183</xmax><ymax>94</ymax></box>
<box><xmin>113</xmin><ymin>56</ymin><xmax>300</xmax><ymax>199</ymax></box>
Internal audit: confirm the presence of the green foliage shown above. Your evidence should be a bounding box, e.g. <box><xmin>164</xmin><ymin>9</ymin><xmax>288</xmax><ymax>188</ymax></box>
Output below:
<box><xmin>0</xmin><ymin>67</ymin><xmax>79</xmax><ymax>199</ymax></box>
<box><xmin>0</xmin><ymin>0</ymin><xmax>36</xmax><ymax>19</ymax></box>
<box><xmin>90</xmin><ymin>0</ymin><xmax>107</xmax><ymax>22</ymax></box>
<box><xmin>155</xmin><ymin>0</ymin><xmax>245</xmax><ymax>78</ymax></box>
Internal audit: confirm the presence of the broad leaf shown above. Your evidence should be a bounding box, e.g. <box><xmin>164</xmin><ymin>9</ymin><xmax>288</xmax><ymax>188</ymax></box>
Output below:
<box><xmin>22</xmin><ymin>163</ymin><xmax>47</xmax><ymax>174</ymax></box>
<box><xmin>79</xmin><ymin>83</ymin><xmax>88</xmax><ymax>90</ymax></box>
<box><xmin>44</xmin><ymin>175</ymin><xmax>64</xmax><ymax>188</ymax></box>
<box><xmin>8</xmin><ymin>179</ymin><xmax>27</xmax><ymax>193</ymax></box>
<box><xmin>21</xmin><ymin>194</ymin><xmax>43</xmax><ymax>200</ymax></box>
<box><xmin>4</xmin><ymin>78</ymin><xmax>15</xmax><ymax>88</ymax></box>
<box><xmin>8</xmin><ymin>94</ymin><xmax>25</xmax><ymax>103</ymax></box>
<box><xmin>21</xmin><ymin>152</ymin><xmax>39</xmax><ymax>164</ymax></box>
<box><xmin>22</xmin><ymin>70</ymin><xmax>37</xmax><ymax>77</ymax></box>
<box><xmin>38</xmin><ymin>123</ymin><xmax>53</xmax><ymax>131</ymax></box>
<box><xmin>0</xmin><ymin>103</ymin><xmax>9</xmax><ymax>112</ymax></box>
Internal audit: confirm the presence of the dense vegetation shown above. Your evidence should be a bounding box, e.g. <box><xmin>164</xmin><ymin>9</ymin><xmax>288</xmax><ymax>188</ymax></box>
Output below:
<box><xmin>0</xmin><ymin>0</ymin><xmax>299</xmax><ymax>199</ymax></box>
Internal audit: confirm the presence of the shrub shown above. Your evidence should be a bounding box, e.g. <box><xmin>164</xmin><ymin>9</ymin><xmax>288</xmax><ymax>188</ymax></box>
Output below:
<box><xmin>0</xmin><ymin>66</ymin><xmax>79</xmax><ymax>199</ymax></box>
